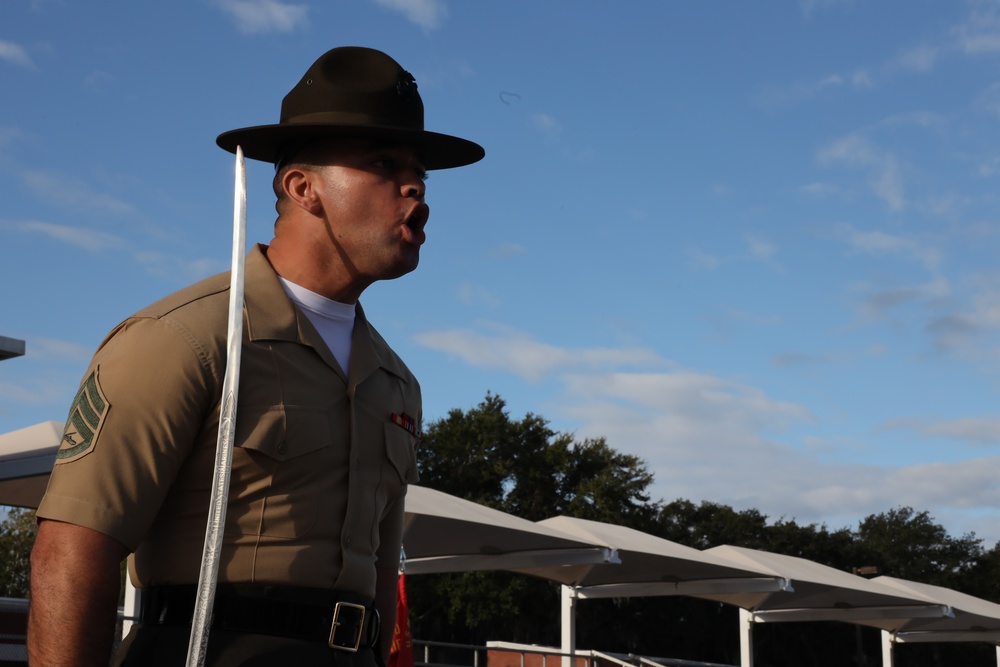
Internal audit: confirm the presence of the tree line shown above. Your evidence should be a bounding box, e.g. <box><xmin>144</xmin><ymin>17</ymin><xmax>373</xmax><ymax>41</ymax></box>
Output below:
<box><xmin>1</xmin><ymin>392</ymin><xmax>997</xmax><ymax>665</ymax></box>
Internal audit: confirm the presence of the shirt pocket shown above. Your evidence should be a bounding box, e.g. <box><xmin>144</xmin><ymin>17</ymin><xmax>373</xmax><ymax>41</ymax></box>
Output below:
<box><xmin>229</xmin><ymin>405</ymin><xmax>342</xmax><ymax>538</ymax></box>
<box><xmin>383</xmin><ymin>423</ymin><xmax>420</xmax><ymax>486</ymax></box>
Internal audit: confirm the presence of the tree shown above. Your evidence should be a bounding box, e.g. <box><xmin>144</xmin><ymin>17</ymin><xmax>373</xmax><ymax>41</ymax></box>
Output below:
<box><xmin>416</xmin><ymin>393</ymin><xmax>656</xmax><ymax>525</ymax></box>
<box><xmin>656</xmin><ymin>499</ymin><xmax>770</xmax><ymax>549</ymax></box>
<box><xmin>407</xmin><ymin>393</ymin><xmax>658</xmax><ymax>648</ymax></box>
<box><xmin>0</xmin><ymin>508</ymin><xmax>37</xmax><ymax>598</ymax></box>
<box><xmin>855</xmin><ymin>506</ymin><xmax>984</xmax><ymax>589</ymax></box>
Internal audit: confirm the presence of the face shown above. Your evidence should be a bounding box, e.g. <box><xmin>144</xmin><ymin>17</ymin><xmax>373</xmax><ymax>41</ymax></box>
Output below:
<box><xmin>306</xmin><ymin>138</ymin><xmax>430</xmax><ymax>287</ymax></box>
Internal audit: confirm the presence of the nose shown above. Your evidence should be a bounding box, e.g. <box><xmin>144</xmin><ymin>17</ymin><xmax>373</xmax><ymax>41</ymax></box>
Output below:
<box><xmin>403</xmin><ymin>175</ymin><xmax>425</xmax><ymax>201</ymax></box>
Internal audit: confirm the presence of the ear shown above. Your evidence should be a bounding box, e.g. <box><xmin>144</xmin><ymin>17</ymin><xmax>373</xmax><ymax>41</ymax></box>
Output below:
<box><xmin>282</xmin><ymin>167</ymin><xmax>324</xmax><ymax>216</ymax></box>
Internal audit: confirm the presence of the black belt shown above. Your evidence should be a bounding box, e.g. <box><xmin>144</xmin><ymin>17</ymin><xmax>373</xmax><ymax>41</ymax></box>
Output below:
<box><xmin>140</xmin><ymin>585</ymin><xmax>380</xmax><ymax>652</ymax></box>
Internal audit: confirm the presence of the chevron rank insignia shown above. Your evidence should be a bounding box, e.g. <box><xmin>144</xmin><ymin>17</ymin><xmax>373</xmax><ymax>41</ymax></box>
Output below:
<box><xmin>57</xmin><ymin>370</ymin><xmax>109</xmax><ymax>463</ymax></box>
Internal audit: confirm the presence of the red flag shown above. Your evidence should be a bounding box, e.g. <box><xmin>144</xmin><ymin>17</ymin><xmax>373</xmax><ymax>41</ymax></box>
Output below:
<box><xmin>389</xmin><ymin>573</ymin><xmax>414</xmax><ymax>667</ymax></box>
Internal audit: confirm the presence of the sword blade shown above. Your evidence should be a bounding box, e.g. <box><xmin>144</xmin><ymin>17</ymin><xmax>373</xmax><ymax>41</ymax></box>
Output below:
<box><xmin>186</xmin><ymin>146</ymin><xmax>247</xmax><ymax>667</ymax></box>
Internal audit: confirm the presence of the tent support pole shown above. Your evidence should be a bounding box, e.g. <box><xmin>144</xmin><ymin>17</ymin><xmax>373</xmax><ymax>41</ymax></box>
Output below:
<box><xmin>561</xmin><ymin>585</ymin><xmax>576</xmax><ymax>667</ymax></box>
<box><xmin>739</xmin><ymin>608</ymin><xmax>753</xmax><ymax>667</ymax></box>
<box><xmin>881</xmin><ymin>630</ymin><xmax>894</xmax><ymax>667</ymax></box>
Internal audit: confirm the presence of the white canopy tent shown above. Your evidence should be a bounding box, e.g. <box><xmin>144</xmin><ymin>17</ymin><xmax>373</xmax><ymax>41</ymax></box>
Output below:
<box><xmin>402</xmin><ymin>486</ymin><xmax>617</xmax><ymax>573</ymax></box>
<box><xmin>863</xmin><ymin>575</ymin><xmax>1000</xmax><ymax>666</ymax></box>
<box><xmin>514</xmin><ymin>516</ymin><xmax>794</xmax><ymax>667</ymax></box>
<box><xmin>698</xmin><ymin>545</ymin><xmax>954</xmax><ymax>667</ymax></box>
<box><xmin>0</xmin><ymin>421</ymin><xmax>62</xmax><ymax>509</ymax></box>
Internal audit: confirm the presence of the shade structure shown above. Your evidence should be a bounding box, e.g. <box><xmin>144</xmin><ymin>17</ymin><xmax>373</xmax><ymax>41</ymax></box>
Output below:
<box><xmin>0</xmin><ymin>421</ymin><xmax>61</xmax><ymax>509</ymax></box>
<box><xmin>0</xmin><ymin>336</ymin><xmax>25</xmax><ymax>361</ymax></box>
<box><xmin>517</xmin><ymin>516</ymin><xmax>792</xmax><ymax>593</ymax></box>
<box><xmin>401</xmin><ymin>487</ymin><xmax>617</xmax><ymax>574</ymax></box>
<box><xmin>691</xmin><ymin>546</ymin><xmax>958</xmax><ymax>667</ymax></box>
<box><xmin>509</xmin><ymin>517</ymin><xmax>793</xmax><ymax>667</ymax></box>
<box><xmin>868</xmin><ymin>575</ymin><xmax>1000</xmax><ymax>641</ymax></box>
<box><xmin>697</xmin><ymin>545</ymin><xmax>950</xmax><ymax>627</ymax></box>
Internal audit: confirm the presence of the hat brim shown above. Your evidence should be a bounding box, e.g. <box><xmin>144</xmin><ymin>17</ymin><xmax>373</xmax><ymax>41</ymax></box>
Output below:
<box><xmin>216</xmin><ymin>123</ymin><xmax>484</xmax><ymax>170</ymax></box>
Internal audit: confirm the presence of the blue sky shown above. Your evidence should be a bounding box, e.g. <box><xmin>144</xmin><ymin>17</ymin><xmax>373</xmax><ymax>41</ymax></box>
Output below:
<box><xmin>4</xmin><ymin>0</ymin><xmax>1000</xmax><ymax>545</ymax></box>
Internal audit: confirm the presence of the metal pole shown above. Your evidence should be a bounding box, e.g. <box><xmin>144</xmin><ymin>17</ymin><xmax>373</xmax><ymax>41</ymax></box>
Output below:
<box><xmin>185</xmin><ymin>146</ymin><xmax>248</xmax><ymax>667</ymax></box>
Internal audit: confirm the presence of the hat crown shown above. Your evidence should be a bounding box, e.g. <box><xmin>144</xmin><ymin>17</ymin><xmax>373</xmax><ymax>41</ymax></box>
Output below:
<box><xmin>280</xmin><ymin>47</ymin><xmax>424</xmax><ymax>131</ymax></box>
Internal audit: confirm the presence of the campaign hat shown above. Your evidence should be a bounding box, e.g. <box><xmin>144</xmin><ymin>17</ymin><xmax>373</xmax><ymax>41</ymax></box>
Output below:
<box><xmin>216</xmin><ymin>46</ymin><xmax>484</xmax><ymax>170</ymax></box>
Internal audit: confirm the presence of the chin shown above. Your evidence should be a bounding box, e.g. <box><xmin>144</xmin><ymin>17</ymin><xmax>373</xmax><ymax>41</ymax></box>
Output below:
<box><xmin>386</xmin><ymin>257</ymin><xmax>420</xmax><ymax>280</ymax></box>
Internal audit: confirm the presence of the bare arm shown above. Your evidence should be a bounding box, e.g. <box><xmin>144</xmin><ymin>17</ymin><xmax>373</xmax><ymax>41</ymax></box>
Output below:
<box><xmin>374</xmin><ymin>565</ymin><xmax>399</xmax><ymax>663</ymax></box>
<box><xmin>28</xmin><ymin>519</ymin><xmax>130</xmax><ymax>667</ymax></box>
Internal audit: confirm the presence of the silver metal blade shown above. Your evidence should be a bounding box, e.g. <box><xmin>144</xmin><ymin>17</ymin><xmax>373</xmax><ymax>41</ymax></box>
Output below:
<box><xmin>186</xmin><ymin>146</ymin><xmax>247</xmax><ymax>667</ymax></box>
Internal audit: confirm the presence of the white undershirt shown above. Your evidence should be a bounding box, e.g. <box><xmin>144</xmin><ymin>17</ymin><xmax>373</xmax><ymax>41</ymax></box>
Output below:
<box><xmin>279</xmin><ymin>277</ymin><xmax>356</xmax><ymax>376</ymax></box>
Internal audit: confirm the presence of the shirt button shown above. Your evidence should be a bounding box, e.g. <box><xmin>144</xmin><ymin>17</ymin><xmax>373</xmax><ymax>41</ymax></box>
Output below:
<box><xmin>277</xmin><ymin>440</ymin><xmax>288</xmax><ymax>455</ymax></box>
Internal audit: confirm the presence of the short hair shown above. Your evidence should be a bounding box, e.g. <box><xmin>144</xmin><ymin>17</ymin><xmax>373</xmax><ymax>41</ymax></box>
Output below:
<box><xmin>271</xmin><ymin>140</ymin><xmax>340</xmax><ymax>214</ymax></box>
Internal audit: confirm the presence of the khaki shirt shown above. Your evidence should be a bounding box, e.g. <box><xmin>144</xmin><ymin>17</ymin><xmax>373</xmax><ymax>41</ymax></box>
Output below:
<box><xmin>38</xmin><ymin>245</ymin><xmax>421</xmax><ymax>598</ymax></box>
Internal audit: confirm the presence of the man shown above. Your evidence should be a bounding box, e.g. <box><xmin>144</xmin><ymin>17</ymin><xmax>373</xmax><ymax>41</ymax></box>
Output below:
<box><xmin>28</xmin><ymin>46</ymin><xmax>484</xmax><ymax>666</ymax></box>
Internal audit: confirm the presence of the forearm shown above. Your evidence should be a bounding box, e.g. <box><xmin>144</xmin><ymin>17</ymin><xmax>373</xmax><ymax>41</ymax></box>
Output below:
<box><xmin>28</xmin><ymin>520</ymin><xmax>129</xmax><ymax>667</ymax></box>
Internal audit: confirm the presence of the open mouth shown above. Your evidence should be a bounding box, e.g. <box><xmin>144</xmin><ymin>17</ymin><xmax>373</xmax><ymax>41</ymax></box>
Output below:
<box><xmin>404</xmin><ymin>204</ymin><xmax>429</xmax><ymax>235</ymax></box>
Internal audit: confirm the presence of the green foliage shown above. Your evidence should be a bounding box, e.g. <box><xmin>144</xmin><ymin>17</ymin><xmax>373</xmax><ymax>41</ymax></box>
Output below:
<box><xmin>417</xmin><ymin>393</ymin><xmax>658</xmax><ymax>527</ymax></box>
<box><xmin>409</xmin><ymin>393</ymin><xmax>658</xmax><ymax>646</ymax></box>
<box><xmin>855</xmin><ymin>506</ymin><xmax>984</xmax><ymax>588</ymax></box>
<box><xmin>0</xmin><ymin>508</ymin><xmax>37</xmax><ymax>598</ymax></box>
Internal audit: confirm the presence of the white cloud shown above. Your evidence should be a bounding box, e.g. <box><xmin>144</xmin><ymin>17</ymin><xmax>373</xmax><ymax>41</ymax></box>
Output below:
<box><xmin>415</xmin><ymin>324</ymin><xmax>667</xmax><ymax>383</ymax></box>
<box><xmin>818</xmin><ymin>133</ymin><xmax>878</xmax><ymax>165</ymax></box>
<box><xmin>0</xmin><ymin>40</ymin><xmax>35</xmax><ymax>69</ymax></box>
<box><xmin>884</xmin><ymin>416</ymin><xmax>1000</xmax><ymax>447</ymax></box>
<box><xmin>974</xmin><ymin>82</ymin><xmax>1000</xmax><ymax>118</ymax></box>
<box><xmin>818</xmin><ymin>135</ymin><xmax>908</xmax><ymax>210</ymax></box>
<box><xmin>7</xmin><ymin>220</ymin><xmax>127</xmax><ymax>252</ymax></box>
<box><xmin>850</xmin><ymin>69</ymin><xmax>875</xmax><ymax>88</ymax></box>
<box><xmin>531</xmin><ymin>112</ymin><xmax>562</xmax><ymax>138</ymax></box>
<box><xmin>29</xmin><ymin>338</ymin><xmax>94</xmax><ymax>364</ymax></box>
<box><xmin>686</xmin><ymin>248</ymin><xmax>724</xmax><ymax>271</ymax></box>
<box><xmin>4</xmin><ymin>221</ymin><xmax>222</xmax><ymax>281</ymax></box>
<box><xmin>132</xmin><ymin>252</ymin><xmax>226</xmax><ymax>282</ymax></box>
<box><xmin>417</xmin><ymin>324</ymin><xmax>1000</xmax><ymax>540</ymax></box>
<box><xmin>876</xmin><ymin>111</ymin><xmax>948</xmax><ymax>130</ymax></box>
<box><xmin>455</xmin><ymin>283</ymin><xmax>501</xmax><ymax>309</ymax></box>
<box><xmin>887</xmin><ymin>45</ymin><xmax>939</xmax><ymax>74</ymax></box>
<box><xmin>557</xmin><ymin>373</ymin><xmax>1000</xmax><ymax>536</ymax></box>
<box><xmin>872</xmin><ymin>155</ymin><xmax>905</xmax><ymax>210</ymax></box>
<box><xmin>21</xmin><ymin>170</ymin><xmax>137</xmax><ymax>217</ymax></box>
<box><xmin>491</xmin><ymin>242</ymin><xmax>527</xmax><ymax>258</ymax></box>
<box><xmin>953</xmin><ymin>5</ymin><xmax>1000</xmax><ymax>54</ymax></box>
<box><xmin>753</xmin><ymin>74</ymin><xmax>846</xmax><ymax>109</ymax></box>
<box><xmin>371</xmin><ymin>0</ymin><xmax>447</xmax><ymax>30</ymax></box>
<box><xmin>801</xmin><ymin>182</ymin><xmax>840</xmax><ymax>197</ymax></box>
<box><xmin>212</xmin><ymin>0</ymin><xmax>308</xmax><ymax>34</ymax></box>
<box><xmin>755</xmin><ymin>42</ymin><xmax>938</xmax><ymax>109</ymax></box>
<box><xmin>745</xmin><ymin>235</ymin><xmax>777</xmax><ymax>263</ymax></box>
<box><xmin>923</xmin><ymin>272</ymin><xmax>1000</xmax><ymax>358</ymax></box>
<box><xmin>83</xmin><ymin>70</ymin><xmax>115</xmax><ymax>92</ymax></box>
<box><xmin>835</xmin><ymin>224</ymin><xmax>942</xmax><ymax>271</ymax></box>
<box><xmin>853</xmin><ymin>277</ymin><xmax>950</xmax><ymax>322</ymax></box>
<box><xmin>685</xmin><ymin>238</ymin><xmax>779</xmax><ymax>273</ymax></box>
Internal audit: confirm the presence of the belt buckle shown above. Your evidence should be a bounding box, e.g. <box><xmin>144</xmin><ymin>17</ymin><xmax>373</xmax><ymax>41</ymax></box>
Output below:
<box><xmin>328</xmin><ymin>601</ymin><xmax>366</xmax><ymax>652</ymax></box>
